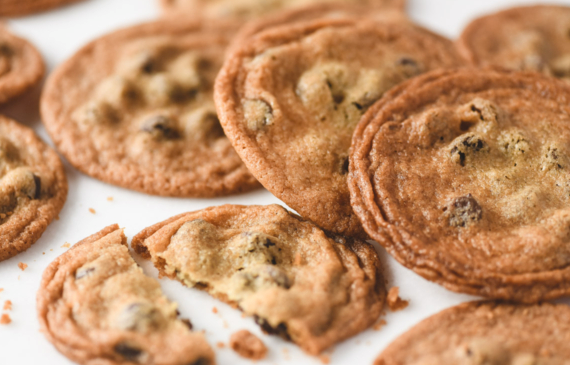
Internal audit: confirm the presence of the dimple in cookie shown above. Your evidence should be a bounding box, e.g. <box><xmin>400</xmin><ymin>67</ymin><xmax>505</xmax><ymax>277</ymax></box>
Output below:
<box><xmin>350</xmin><ymin>68</ymin><xmax>570</xmax><ymax>302</ymax></box>
<box><xmin>37</xmin><ymin>224</ymin><xmax>215</xmax><ymax>365</ymax></box>
<box><xmin>215</xmin><ymin>16</ymin><xmax>462</xmax><ymax>238</ymax></box>
<box><xmin>0</xmin><ymin>115</ymin><xmax>67</xmax><ymax>262</ymax></box>
<box><xmin>41</xmin><ymin>18</ymin><xmax>259</xmax><ymax>198</ymax></box>
<box><xmin>132</xmin><ymin>204</ymin><xmax>386</xmax><ymax>355</ymax></box>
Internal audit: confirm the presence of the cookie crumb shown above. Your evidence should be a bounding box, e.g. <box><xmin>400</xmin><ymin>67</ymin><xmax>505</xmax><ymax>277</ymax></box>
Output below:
<box><xmin>319</xmin><ymin>355</ymin><xmax>331</xmax><ymax>364</ymax></box>
<box><xmin>107</xmin><ymin>196</ymin><xmax>113</xmax><ymax>201</ymax></box>
<box><xmin>373</xmin><ymin>319</ymin><xmax>387</xmax><ymax>330</ymax></box>
<box><xmin>0</xmin><ymin>314</ymin><xmax>11</xmax><ymax>325</ymax></box>
<box><xmin>3</xmin><ymin>300</ymin><xmax>12</xmax><ymax>311</ymax></box>
<box><xmin>387</xmin><ymin>287</ymin><xmax>409</xmax><ymax>311</ymax></box>
<box><xmin>212</xmin><ymin>306</ymin><xmax>218</xmax><ymax>314</ymax></box>
<box><xmin>216</xmin><ymin>342</ymin><xmax>225</xmax><ymax>348</ymax></box>
<box><xmin>282</xmin><ymin>348</ymin><xmax>290</xmax><ymax>360</ymax></box>
<box><xmin>61</xmin><ymin>242</ymin><xmax>70</xmax><ymax>248</ymax></box>
<box><xmin>0</xmin><ymin>288</ymin><xmax>3</xmax><ymax>293</ymax></box>
<box><xmin>89</xmin><ymin>208</ymin><xmax>96</xmax><ymax>214</ymax></box>
<box><xmin>17</xmin><ymin>262</ymin><xmax>27</xmax><ymax>271</ymax></box>
<box><xmin>230</xmin><ymin>329</ymin><xmax>268</xmax><ymax>360</ymax></box>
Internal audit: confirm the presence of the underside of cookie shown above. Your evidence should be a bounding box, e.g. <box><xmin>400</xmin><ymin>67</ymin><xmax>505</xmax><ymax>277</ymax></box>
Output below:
<box><xmin>0</xmin><ymin>116</ymin><xmax>67</xmax><ymax>262</ymax></box>
<box><xmin>350</xmin><ymin>68</ymin><xmax>570</xmax><ymax>302</ymax></box>
<box><xmin>0</xmin><ymin>26</ymin><xmax>44</xmax><ymax>104</ymax></box>
<box><xmin>0</xmin><ymin>0</ymin><xmax>83</xmax><ymax>17</ymax></box>
<box><xmin>215</xmin><ymin>16</ymin><xmax>462</xmax><ymax>238</ymax></box>
<box><xmin>41</xmin><ymin>18</ymin><xmax>259</xmax><ymax>197</ymax></box>
<box><xmin>375</xmin><ymin>301</ymin><xmax>570</xmax><ymax>365</ymax></box>
<box><xmin>457</xmin><ymin>5</ymin><xmax>570</xmax><ymax>79</ymax></box>
<box><xmin>37</xmin><ymin>224</ymin><xmax>215</xmax><ymax>365</ymax></box>
<box><xmin>132</xmin><ymin>204</ymin><xmax>386</xmax><ymax>355</ymax></box>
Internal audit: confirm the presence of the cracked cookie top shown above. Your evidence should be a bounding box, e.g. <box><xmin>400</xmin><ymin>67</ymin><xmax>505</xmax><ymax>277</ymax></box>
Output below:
<box><xmin>41</xmin><ymin>18</ymin><xmax>259</xmax><ymax>197</ymax></box>
<box><xmin>375</xmin><ymin>301</ymin><xmax>570</xmax><ymax>365</ymax></box>
<box><xmin>159</xmin><ymin>0</ymin><xmax>406</xmax><ymax>19</ymax></box>
<box><xmin>132</xmin><ymin>204</ymin><xmax>385</xmax><ymax>355</ymax></box>
<box><xmin>215</xmin><ymin>16</ymin><xmax>462</xmax><ymax>238</ymax></box>
<box><xmin>350</xmin><ymin>68</ymin><xmax>570</xmax><ymax>302</ymax></box>
<box><xmin>0</xmin><ymin>25</ymin><xmax>44</xmax><ymax>104</ymax></box>
<box><xmin>457</xmin><ymin>5</ymin><xmax>570</xmax><ymax>78</ymax></box>
<box><xmin>37</xmin><ymin>225</ymin><xmax>215</xmax><ymax>365</ymax></box>
<box><xmin>0</xmin><ymin>115</ymin><xmax>67</xmax><ymax>261</ymax></box>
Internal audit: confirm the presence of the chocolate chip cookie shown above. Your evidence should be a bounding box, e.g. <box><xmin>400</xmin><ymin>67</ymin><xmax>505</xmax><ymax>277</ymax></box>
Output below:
<box><xmin>37</xmin><ymin>224</ymin><xmax>215</xmax><ymax>365</ymax></box>
<box><xmin>457</xmin><ymin>5</ymin><xmax>570</xmax><ymax>78</ymax></box>
<box><xmin>41</xmin><ymin>18</ymin><xmax>260</xmax><ymax>197</ymax></box>
<box><xmin>375</xmin><ymin>301</ymin><xmax>570</xmax><ymax>365</ymax></box>
<box><xmin>0</xmin><ymin>26</ymin><xmax>44</xmax><ymax>104</ymax></box>
<box><xmin>0</xmin><ymin>115</ymin><xmax>67</xmax><ymax>262</ymax></box>
<box><xmin>132</xmin><ymin>204</ymin><xmax>385</xmax><ymax>355</ymax></box>
<box><xmin>350</xmin><ymin>68</ymin><xmax>570</xmax><ymax>302</ymax></box>
<box><xmin>159</xmin><ymin>0</ymin><xmax>406</xmax><ymax>18</ymax></box>
<box><xmin>0</xmin><ymin>0</ymin><xmax>82</xmax><ymax>17</ymax></box>
<box><xmin>215</xmin><ymin>17</ymin><xmax>462</xmax><ymax>238</ymax></box>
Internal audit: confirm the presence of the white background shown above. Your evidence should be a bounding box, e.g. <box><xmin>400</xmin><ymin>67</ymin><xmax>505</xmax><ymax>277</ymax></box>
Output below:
<box><xmin>1</xmin><ymin>0</ymin><xmax>570</xmax><ymax>364</ymax></box>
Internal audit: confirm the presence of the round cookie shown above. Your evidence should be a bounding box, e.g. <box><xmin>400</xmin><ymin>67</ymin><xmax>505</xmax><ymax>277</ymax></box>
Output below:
<box><xmin>0</xmin><ymin>26</ymin><xmax>44</xmax><ymax>104</ymax></box>
<box><xmin>132</xmin><ymin>204</ymin><xmax>386</xmax><ymax>355</ymax></box>
<box><xmin>0</xmin><ymin>115</ymin><xmax>67</xmax><ymax>262</ymax></box>
<box><xmin>350</xmin><ymin>68</ymin><xmax>570</xmax><ymax>302</ymax></box>
<box><xmin>159</xmin><ymin>0</ymin><xmax>406</xmax><ymax>19</ymax></box>
<box><xmin>0</xmin><ymin>0</ymin><xmax>83</xmax><ymax>17</ymax></box>
<box><xmin>37</xmin><ymin>224</ymin><xmax>215</xmax><ymax>365</ymax></box>
<box><xmin>457</xmin><ymin>5</ymin><xmax>570</xmax><ymax>78</ymax></box>
<box><xmin>41</xmin><ymin>18</ymin><xmax>260</xmax><ymax>197</ymax></box>
<box><xmin>215</xmin><ymin>16</ymin><xmax>463</xmax><ymax>238</ymax></box>
<box><xmin>375</xmin><ymin>301</ymin><xmax>570</xmax><ymax>365</ymax></box>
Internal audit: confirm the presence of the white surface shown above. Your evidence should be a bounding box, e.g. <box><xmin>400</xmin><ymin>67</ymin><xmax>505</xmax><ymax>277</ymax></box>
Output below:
<box><xmin>1</xmin><ymin>0</ymin><xmax>570</xmax><ymax>364</ymax></box>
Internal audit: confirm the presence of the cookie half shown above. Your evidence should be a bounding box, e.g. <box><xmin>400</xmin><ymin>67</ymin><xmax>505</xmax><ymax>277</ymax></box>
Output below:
<box><xmin>375</xmin><ymin>301</ymin><xmax>570</xmax><ymax>365</ymax></box>
<box><xmin>457</xmin><ymin>5</ymin><xmax>570</xmax><ymax>78</ymax></box>
<box><xmin>0</xmin><ymin>26</ymin><xmax>44</xmax><ymax>104</ymax></box>
<box><xmin>159</xmin><ymin>0</ymin><xmax>406</xmax><ymax>19</ymax></box>
<box><xmin>37</xmin><ymin>224</ymin><xmax>215</xmax><ymax>365</ymax></box>
<box><xmin>0</xmin><ymin>115</ymin><xmax>67</xmax><ymax>261</ymax></box>
<box><xmin>215</xmin><ymin>16</ymin><xmax>462</xmax><ymax>238</ymax></box>
<box><xmin>132</xmin><ymin>204</ymin><xmax>385</xmax><ymax>355</ymax></box>
<box><xmin>0</xmin><ymin>0</ymin><xmax>83</xmax><ymax>17</ymax></box>
<box><xmin>41</xmin><ymin>18</ymin><xmax>260</xmax><ymax>197</ymax></box>
<box><xmin>350</xmin><ymin>68</ymin><xmax>570</xmax><ymax>302</ymax></box>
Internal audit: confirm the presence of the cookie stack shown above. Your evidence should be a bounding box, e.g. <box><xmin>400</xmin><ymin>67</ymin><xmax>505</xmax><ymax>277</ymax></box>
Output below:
<box><xmin>2</xmin><ymin>1</ymin><xmax>570</xmax><ymax>364</ymax></box>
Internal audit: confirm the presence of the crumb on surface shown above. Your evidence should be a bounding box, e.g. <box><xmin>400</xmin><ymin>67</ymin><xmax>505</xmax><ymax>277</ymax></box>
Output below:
<box><xmin>107</xmin><ymin>196</ymin><xmax>113</xmax><ymax>201</ymax></box>
<box><xmin>216</xmin><ymin>342</ymin><xmax>225</xmax><ymax>349</ymax></box>
<box><xmin>17</xmin><ymin>262</ymin><xmax>27</xmax><ymax>271</ymax></box>
<box><xmin>3</xmin><ymin>300</ymin><xmax>11</xmax><ymax>311</ymax></box>
<box><xmin>373</xmin><ymin>319</ymin><xmax>387</xmax><ymax>330</ymax></box>
<box><xmin>319</xmin><ymin>355</ymin><xmax>330</xmax><ymax>364</ymax></box>
<box><xmin>61</xmin><ymin>242</ymin><xmax>71</xmax><ymax>248</ymax></box>
<box><xmin>212</xmin><ymin>307</ymin><xmax>218</xmax><ymax>314</ymax></box>
<box><xmin>230</xmin><ymin>329</ymin><xmax>268</xmax><ymax>360</ymax></box>
<box><xmin>0</xmin><ymin>314</ymin><xmax>11</xmax><ymax>325</ymax></box>
<box><xmin>387</xmin><ymin>287</ymin><xmax>409</xmax><ymax>312</ymax></box>
<box><xmin>89</xmin><ymin>208</ymin><xmax>96</xmax><ymax>214</ymax></box>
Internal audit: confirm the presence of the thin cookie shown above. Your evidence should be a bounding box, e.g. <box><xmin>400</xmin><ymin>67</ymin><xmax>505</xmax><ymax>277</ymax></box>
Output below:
<box><xmin>37</xmin><ymin>224</ymin><xmax>215</xmax><ymax>365</ymax></box>
<box><xmin>132</xmin><ymin>204</ymin><xmax>386</xmax><ymax>355</ymax></box>
<box><xmin>41</xmin><ymin>18</ymin><xmax>260</xmax><ymax>197</ymax></box>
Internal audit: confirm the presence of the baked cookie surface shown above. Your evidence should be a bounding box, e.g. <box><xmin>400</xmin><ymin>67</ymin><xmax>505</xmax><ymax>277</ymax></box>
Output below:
<box><xmin>0</xmin><ymin>115</ymin><xmax>67</xmax><ymax>262</ymax></box>
<box><xmin>350</xmin><ymin>68</ymin><xmax>570</xmax><ymax>302</ymax></box>
<box><xmin>0</xmin><ymin>0</ymin><xmax>82</xmax><ymax>17</ymax></box>
<box><xmin>215</xmin><ymin>17</ymin><xmax>462</xmax><ymax>238</ymax></box>
<box><xmin>132</xmin><ymin>204</ymin><xmax>385</xmax><ymax>355</ymax></box>
<box><xmin>375</xmin><ymin>301</ymin><xmax>570</xmax><ymax>365</ymax></box>
<box><xmin>159</xmin><ymin>0</ymin><xmax>406</xmax><ymax>18</ymax></box>
<box><xmin>457</xmin><ymin>5</ymin><xmax>570</xmax><ymax>78</ymax></box>
<box><xmin>37</xmin><ymin>224</ymin><xmax>215</xmax><ymax>365</ymax></box>
<box><xmin>0</xmin><ymin>26</ymin><xmax>44</xmax><ymax>104</ymax></box>
<box><xmin>41</xmin><ymin>18</ymin><xmax>259</xmax><ymax>197</ymax></box>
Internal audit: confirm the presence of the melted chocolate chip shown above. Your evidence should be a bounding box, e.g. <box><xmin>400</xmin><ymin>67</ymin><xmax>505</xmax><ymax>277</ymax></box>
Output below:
<box><xmin>181</xmin><ymin>318</ymin><xmax>193</xmax><ymax>330</ymax></box>
<box><xmin>140</xmin><ymin>115</ymin><xmax>180</xmax><ymax>139</ymax></box>
<box><xmin>32</xmin><ymin>174</ymin><xmax>41</xmax><ymax>199</ymax></box>
<box><xmin>187</xmin><ymin>358</ymin><xmax>211</xmax><ymax>365</ymax></box>
<box><xmin>340</xmin><ymin>156</ymin><xmax>350</xmax><ymax>175</ymax></box>
<box><xmin>449</xmin><ymin>194</ymin><xmax>482</xmax><ymax>227</ymax></box>
<box><xmin>114</xmin><ymin>343</ymin><xmax>143</xmax><ymax>361</ymax></box>
<box><xmin>254</xmin><ymin>315</ymin><xmax>291</xmax><ymax>341</ymax></box>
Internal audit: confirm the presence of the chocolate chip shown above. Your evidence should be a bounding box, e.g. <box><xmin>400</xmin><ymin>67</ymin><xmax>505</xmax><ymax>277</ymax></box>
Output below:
<box><xmin>327</xmin><ymin>80</ymin><xmax>345</xmax><ymax>105</ymax></box>
<box><xmin>449</xmin><ymin>194</ymin><xmax>482</xmax><ymax>227</ymax></box>
<box><xmin>450</xmin><ymin>135</ymin><xmax>487</xmax><ymax>166</ymax></box>
<box><xmin>140</xmin><ymin>115</ymin><xmax>180</xmax><ymax>139</ymax></box>
<box><xmin>0</xmin><ymin>43</ymin><xmax>12</xmax><ymax>56</ymax></box>
<box><xmin>32</xmin><ymin>174</ymin><xmax>41</xmax><ymax>199</ymax></box>
<box><xmin>254</xmin><ymin>315</ymin><xmax>291</xmax><ymax>341</ymax></box>
<box><xmin>340</xmin><ymin>156</ymin><xmax>350</xmax><ymax>175</ymax></box>
<box><xmin>181</xmin><ymin>318</ymin><xmax>193</xmax><ymax>330</ymax></box>
<box><xmin>114</xmin><ymin>343</ymin><xmax>143</xmax><ymax>361</ymax></box>
<box><xmin>187</xmin><ymin>358</ymin><xmax>211</xmax><ymax>365</ymax></box>
<box><xmin>396</xmin><ymin>57</ymin><xmax>422</xmax><ymax>77</ymax></box>
<box><xmin>75</xmin><ymin>267</ymin><xmax>95</xmax><ymax>280</ymax></box>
